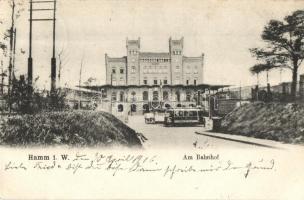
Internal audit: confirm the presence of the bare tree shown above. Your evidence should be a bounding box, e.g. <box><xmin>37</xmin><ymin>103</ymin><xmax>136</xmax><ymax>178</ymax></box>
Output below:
<box><xmin>57</xmin><ymin>43</ymin><xmax>70</xmax><ymax>88</ymax></box>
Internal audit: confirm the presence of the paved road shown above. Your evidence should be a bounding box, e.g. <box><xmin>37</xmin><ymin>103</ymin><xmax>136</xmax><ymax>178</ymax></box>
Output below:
<box><xmin>127</xmin><ymin>115</ymin><xmax>283</xmax><ymax>150</ymax></box>
<box><xmin>128</xmin><ymin>116</ymin><xmax>256</xmax><ymax>148</ymax></box>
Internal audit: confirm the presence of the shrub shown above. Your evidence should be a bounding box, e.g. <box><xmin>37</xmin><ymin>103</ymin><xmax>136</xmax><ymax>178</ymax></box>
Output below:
<box><xmin>221</xmin><ymin>102</ymin><xmax>304</xmax><ymax>144</ymax></box>
<box><xmin>0</xmin><ymin>110</ymin><xmax>142</xmax><ymax>147</ymax></box>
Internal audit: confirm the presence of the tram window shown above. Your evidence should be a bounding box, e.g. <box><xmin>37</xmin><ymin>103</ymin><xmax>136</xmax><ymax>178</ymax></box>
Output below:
<box><xmin>178</xmin><ymin>111</ymin><xmax>183</xmax><ymax>116</ymax></box>
<box><xmin>189</xmin><ymin>111</ymin><xmax>197</xmax><ymax>116</ymax></box>
<box><xmin>184</xmin><ymin>111</ymin><xmax>189</xmax><ymax>117</ymax></box>
<box><xmin>198</xmin><ymin>111</ymin><xmax>202</xmax><ymax>116</ymax></box>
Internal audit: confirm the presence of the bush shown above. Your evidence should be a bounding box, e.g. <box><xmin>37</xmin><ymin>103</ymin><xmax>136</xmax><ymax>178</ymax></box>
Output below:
<box><xmin>221</xmin><ymin>102</ymin><xmax>304</xmax><ymax>144</ymax></box>
<box><xmin>0</xmin><ymin>110</ymin><xmax>142</xmax><ymax>147</ymax></box>
<box><xmin>7</xmin><ymin>75</ymin><xmax>67</xmax><ymax>114</ymax></box>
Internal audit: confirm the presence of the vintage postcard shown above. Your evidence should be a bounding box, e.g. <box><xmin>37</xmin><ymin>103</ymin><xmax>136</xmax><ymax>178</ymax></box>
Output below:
<box><xmin>1</xmin><ymin>0</ymin><xmax>304</xmax><ymax>199</ymax></box>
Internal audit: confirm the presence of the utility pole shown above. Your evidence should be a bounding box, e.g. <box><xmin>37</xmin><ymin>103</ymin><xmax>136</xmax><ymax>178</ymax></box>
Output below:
<box><xmin>51</xmin><ymin>0</ymin><xmax>57</xmax><ymax>95</ymax></box>
<box><xmin>28</xmin><ymin>0</ymin><xmax>57</xmax><ymax>93</ymax></box>
<box><xmin>8</xmin><ymin>0</ymin><xmax>16</xmax><ymax>113</ymax></box>
<box><xmin>28</xmin><ymin>0</ymin><xmax>33</xmax><ymax>86</ymax></box>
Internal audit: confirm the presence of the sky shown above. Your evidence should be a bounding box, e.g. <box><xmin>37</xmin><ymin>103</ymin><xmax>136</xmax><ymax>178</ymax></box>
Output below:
<box><xmin>0</xmin><ymin>0</ymin><xmax>303</xmax><ymax>90</ymax></box>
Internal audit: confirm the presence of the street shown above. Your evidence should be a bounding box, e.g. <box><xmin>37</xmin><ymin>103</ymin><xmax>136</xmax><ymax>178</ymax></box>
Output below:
<box><xmin>127</xmin><ymin>115</ymin><xmax>299</xmax><ymax>150</ymax></box>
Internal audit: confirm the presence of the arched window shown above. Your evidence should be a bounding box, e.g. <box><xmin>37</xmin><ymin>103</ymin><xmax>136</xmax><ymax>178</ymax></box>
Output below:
<box><xmin>143</xmin><ymin>91</ymin><xmax>149</xmax><ymax>101</ymax></box>
<box><xmin>119</xmin><ymin>91</ymin><xmax>124</xmax><ymax>102</ymax></box>
<box><xmin>163</xmin><ymin>91</ymin><xmax>169</xmax><ymax>101</ymax></box>
<box><xmin>153</xmin><ymin>91</ymin><xmax>159</xmax><ymax>101</ymax></box>
<box><xmin>111</xmin><ymin>92</ymin><xmax>117</xmax><ymax>101</ymax></box>
<box><xmin>186</xmin><ymin>90</ymin><xmax>191</xmax><ymax>101</ymax></box>
<box><xmin>143</xmin><ymin>104</ymin><xmax>149</xmax><ymax>113</ymax></box>
<box><xmin>131</xmin><ymin>91</ymin><xmax>136</xmax><ymax>102</ymax></box>
<box><xmin>118</xmin><ymin>104</ymin><xmax>124</xmax><ymax>112</ymax></box>
<box><xmin>175</xmin><ymin>91</ymin><xmax>180</xmax><ymax>102</ymax></box>
<box><xmin>131</xmin><ymin>104</ymin><xmax>137</xmax><ymax>112</ymax></box>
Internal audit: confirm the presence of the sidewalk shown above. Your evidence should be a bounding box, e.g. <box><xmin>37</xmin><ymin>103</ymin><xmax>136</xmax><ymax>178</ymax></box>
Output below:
<box><xmin>195</xmin><ymin>130</ymin><xmax>304</xmax><ymax>150</ymax></box>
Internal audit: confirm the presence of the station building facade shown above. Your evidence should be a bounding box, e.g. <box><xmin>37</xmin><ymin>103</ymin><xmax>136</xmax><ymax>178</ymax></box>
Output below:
<box><xmin>105</xmin><ymin>37</ymin><xmax>204</xmax><ymax>86</ymax></box>
<box><xmin>90</xmin><ymin>37</ymin><xmax>225</xmax><ymax>115</ymax></box>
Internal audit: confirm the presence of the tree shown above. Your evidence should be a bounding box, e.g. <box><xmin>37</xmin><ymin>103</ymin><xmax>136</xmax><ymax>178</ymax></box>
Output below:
<box><xmin>9</xmin><ymin>75</ymin><xmax>67</xmax><ymax>114</ymax></box>
<box><xmin>0</xmin><ymin>0</ymin><xmax>25</xmax><ymax>112</ymax></box>
<box><xmin>57</xmin><ymin>43</ymin><xmax>70</xmax><ymax>88</ymax></box>
<box><xmin>250</xmin><ymin>62</ymin><xmax>275</xmax><ymax>84</ymax></box>
<box><xmin>250</xmin><ymin>10</ymin><xmax>304</xmax><ymax>100</ymax></box>
<box><xmin>10</xmin><ymin>75</ymin><xmax>33</xmax><ymax>113</ymax></box>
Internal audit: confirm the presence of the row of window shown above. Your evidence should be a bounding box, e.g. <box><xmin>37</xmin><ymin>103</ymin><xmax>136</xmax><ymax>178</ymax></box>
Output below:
<box><xmin>187</xmin><ymin>80</ymin><xmax>197</xmax><ymax>85</ymax></box>
<box><xmin>129</xmin><ymin>50</ymin><xmax>139</xmax><ymax>55</ymax></box>
<box><xmin>143</xmin><ymin>79</ymin><xmax>168</xmax><ymax>85</ymax></box>
<box><xmin>141</xmin><ymin>58</ymin><xmax>170</xmax><ymax>63</ymax></box>
<box><xmin>175</xmin><ymin>80</ymin><xmax>197</xmax><ymax>84</ymax></box>
<box><xmin>112</xmin><ymin>80</ymin><xmax>197</xmax><ymax>86</ymax></box>
<box><xmin>111</xmin><ymin>65</ymin><xmax>199</xmax><ymax>74</ymax></box>
<box><xmin>112</xmin><ymin>77</ymin><xmax>196</xmax><ymax>84</ymax></box>
<box><xmin>112</xmin><ymin>68</ymin><xmax>124</xmax><ymax>74</ymax></box>
<box><xmin>111</xmin><ymin>66</ymin><xmax>136</xmax><ymax>74</ymax></box>
<box><xmin>172</xmin><ymin>50</ymin><xmax>182</xmax><ymax>55</ymax></box>
<box><xmin>111</xmin><ymin>90</ymin><xmax>195</xmax><ymax>102</ymax></box>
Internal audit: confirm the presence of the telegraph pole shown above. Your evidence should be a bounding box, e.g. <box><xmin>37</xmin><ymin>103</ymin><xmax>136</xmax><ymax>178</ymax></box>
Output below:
<box><xmin>51</xmin><ymin>0</ymin><xmax>57</xmax><ymax>95</ymax></box>
<box><xmin>8</xmin><ymin>0</ymin><xmax>16</xmax><ymax>113</ymax></box>
<box><xmin>27</xmin><ymin>0</ymin><xmax>57</xmax><ymax>93</ymax></box>
<box><xmin>28</xmin><ymin>0</ymin><xmax>33</xmax><ymax>86</ymax></box>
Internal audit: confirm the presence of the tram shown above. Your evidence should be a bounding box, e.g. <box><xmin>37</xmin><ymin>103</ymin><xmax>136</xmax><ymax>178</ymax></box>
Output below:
<box><xmin>164</xmin><ymin>108</ymin><xmax>206</xmax><ymax>126</ymax></box>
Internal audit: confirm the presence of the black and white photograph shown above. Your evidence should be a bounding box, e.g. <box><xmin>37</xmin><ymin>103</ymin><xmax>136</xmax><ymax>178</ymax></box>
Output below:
<box><xmin>0</xmin><ymin>0</ymin><xmax>304</xmax><ymax>199</ymax></box>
